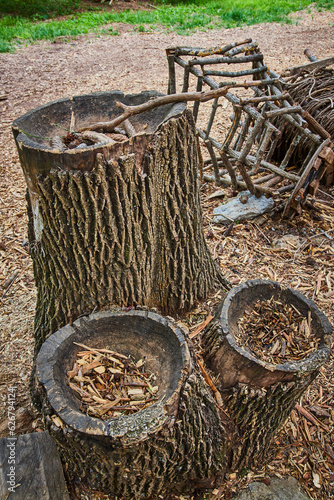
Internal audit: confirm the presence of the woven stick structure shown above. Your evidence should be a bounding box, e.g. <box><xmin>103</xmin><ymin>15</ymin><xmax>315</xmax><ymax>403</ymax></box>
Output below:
<box><xmin>280</xmin><ymin>51</ymin><xmax>334</xmax><ymax>183</ymax></box>
<box><xmin>166</xmin><ymin>40</ymin><xmax>334</xmax><ymax>217</ymax></box>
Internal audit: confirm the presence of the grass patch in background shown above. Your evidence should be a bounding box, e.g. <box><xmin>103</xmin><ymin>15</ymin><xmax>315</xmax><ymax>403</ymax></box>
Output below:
<box><xmin>1</xmin><ymin>0</ymin><xmax>334</xmax><ymax>53</ymax></box>
<box><xmin>0</xmin><ymin>0</ymin><xmax>81</xmax><ymax>19</ymax></box>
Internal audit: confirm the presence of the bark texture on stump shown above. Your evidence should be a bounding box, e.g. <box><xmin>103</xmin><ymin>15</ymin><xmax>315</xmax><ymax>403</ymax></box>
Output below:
<box><xmin>201</xmin><ymin>280</ymin><xmax>332</xmax><ymax>469</ymax></box>
<box><xmin>33</xmin><ymin>309</ymin><xmax>227</xmax><ymax>498</ymax></box>
<box><xmin>13</xmin><ymin>91</ymin><xmax>227</xmax><ymax>353</ymax></box>
<box><xmin>217</xmin><ymin>368</ymin><xmax>317</xmax><ymax>469</ymax></box>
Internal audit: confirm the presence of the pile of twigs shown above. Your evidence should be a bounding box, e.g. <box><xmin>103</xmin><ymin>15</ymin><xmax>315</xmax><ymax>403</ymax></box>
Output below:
<box><xmin>67</xmin><ymin>343</ymin><xmax>159</xmax><ymax>420</ymax></box>
<box><xmin>286</xmin><ymin>67</ymin><xmax>334</xmax><ymax>140</ymax></box>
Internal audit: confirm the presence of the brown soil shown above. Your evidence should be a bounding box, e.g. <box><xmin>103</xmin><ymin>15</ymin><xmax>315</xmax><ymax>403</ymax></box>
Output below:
<box><xmin>83</xmin><ymin>0</ymin><xmax>157</xmax><ymax>13</ymax></box>
<box><xmin>0</xmin><ymin>8</ymin><xmax>334</xmax><ymax>500</ymax></box>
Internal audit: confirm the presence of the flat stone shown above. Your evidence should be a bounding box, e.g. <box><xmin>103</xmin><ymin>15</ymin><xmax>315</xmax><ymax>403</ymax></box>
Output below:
<box><xmin>234</xmin><ymin>476</ymin><xmax>311</xmax><ymax>500</ymax></box>
<box><xmin>212</xmin><ymin>191</ymin><xmax>275</xmax><ymax>224</ymax></box>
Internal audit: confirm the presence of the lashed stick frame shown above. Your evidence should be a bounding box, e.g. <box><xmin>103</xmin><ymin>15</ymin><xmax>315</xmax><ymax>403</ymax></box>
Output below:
<box><xmin>166</xmin><ymin>39</ymin><xmax>334</xmax><ymax>216</ymax></box>
<box><xmin>201</xmin><ymin>279</ymin><xmax>332</xmax><ymax>469</ymax></box>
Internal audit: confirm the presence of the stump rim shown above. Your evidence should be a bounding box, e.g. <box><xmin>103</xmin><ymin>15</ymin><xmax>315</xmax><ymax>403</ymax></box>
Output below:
<box><xmin>36</xmin><ymin>308</ymin><xmax>191</xmax><ymax>443</ymax></box>
<box><xmin>11</xmin><ymin>89</ymin><xmax>186</xmax><ymax>154</ymax></box>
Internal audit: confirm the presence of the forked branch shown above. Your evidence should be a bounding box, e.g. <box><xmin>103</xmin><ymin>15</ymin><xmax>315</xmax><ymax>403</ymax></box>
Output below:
<box><xmin>79</xmin><ymin>80</ymin><xmax>278</xmax><ymax>133</ymax></box>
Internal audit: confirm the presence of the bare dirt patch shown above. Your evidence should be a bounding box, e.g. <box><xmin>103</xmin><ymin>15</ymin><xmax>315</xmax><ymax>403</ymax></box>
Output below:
<box><xmin>81</xmin><ymin>0</ymin><xmax>157</xmax><ymax>14</ymax></box>
<box><xmin>1</xmin><ymin>11</ymin><xmax>334</xmax><ymax>499</ymax></box>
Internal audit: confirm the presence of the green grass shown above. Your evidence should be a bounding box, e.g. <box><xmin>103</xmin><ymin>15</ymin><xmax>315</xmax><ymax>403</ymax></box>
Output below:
<box><xmin>0</xmin><ymin>0</ymin><xmax>81</xmax><ymax>19</ymax></box>
<box><xmin>1</xmin><ymin>0</ymin><xmax>334</xmax><ymax>53</ymax></box>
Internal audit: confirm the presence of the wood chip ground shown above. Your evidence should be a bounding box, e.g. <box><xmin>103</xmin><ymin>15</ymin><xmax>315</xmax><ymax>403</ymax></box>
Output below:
<box><xmin>1</xmin><ymin>9</ymin><xmax>334</xmax><ymax>499</ymax></box>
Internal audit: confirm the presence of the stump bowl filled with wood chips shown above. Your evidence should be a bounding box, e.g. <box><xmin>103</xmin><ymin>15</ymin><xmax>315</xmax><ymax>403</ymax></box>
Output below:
<box><xmin>33</xmin><ymin>308</ymin><xmax>196</xmax><ymax>496</ymax></box>
<box><xmin>207</xmin><ymin>279</ymin><xmax>332</xmax><ymax>388</ymax></box>
<box><xmin>201</xmin><ymin>279</ymin><xmax>332</xmax><ymax>469</ymax></box>
<box><xmin>35</xmin><ymin>308</ymin><xmax>190</xmax><ymax>438</ymax></box>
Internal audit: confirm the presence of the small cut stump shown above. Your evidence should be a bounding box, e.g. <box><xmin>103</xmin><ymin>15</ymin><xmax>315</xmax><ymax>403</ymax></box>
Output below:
<box><xmin>201</xmin><ymin>279</ymin><xmax>332</xmax><ymax>469</ymax></box>
<box><xmin>33</xmin><ymin>308</ymin><xmax>226</xmax><ymax>499</ymax></box>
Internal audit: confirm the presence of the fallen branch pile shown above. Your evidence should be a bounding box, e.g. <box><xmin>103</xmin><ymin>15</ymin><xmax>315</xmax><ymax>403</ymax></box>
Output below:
<box><xmin>282</xmin><ymin>50</ymin><xmax>334</xmax><ymax>148</ymax></box>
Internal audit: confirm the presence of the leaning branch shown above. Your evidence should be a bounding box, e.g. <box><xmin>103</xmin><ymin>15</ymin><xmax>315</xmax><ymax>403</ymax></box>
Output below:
<box><xmin>79</xmin><ymin>80</ymin><xmax>278</xmax><ymax>133</ymax></box>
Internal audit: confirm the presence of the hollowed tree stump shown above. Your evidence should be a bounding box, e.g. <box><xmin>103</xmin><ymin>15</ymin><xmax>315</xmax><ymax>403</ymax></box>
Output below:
<box><xmin>12</xmin><ymin>90</ymin><xmax>227</xmax><ymax>353</ymax></box>
<box><xmin>33</xmin><ymin>308</ymin><xmax>226</xmax><ymax>498</ymax></box>
<box><xmin>201</xmin><ymin>279</ymin><xmax>332</xmax><ymax>469</ymax></box>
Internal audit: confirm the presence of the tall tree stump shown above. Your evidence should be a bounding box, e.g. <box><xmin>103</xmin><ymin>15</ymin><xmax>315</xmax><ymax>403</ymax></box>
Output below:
<box><xmin>201</xmin><ymin>280</ymin><xmax>332</xmax><ymax>469</ymax></box>
<box><xmin>33</xmin><ymin>308</ymin><xmax>227</xmax><ymax>498</ymax></box>
<box><xmin>12</xmin><ymin>91</ymin><xmax>227</xmax><ymax>353</ymax></box>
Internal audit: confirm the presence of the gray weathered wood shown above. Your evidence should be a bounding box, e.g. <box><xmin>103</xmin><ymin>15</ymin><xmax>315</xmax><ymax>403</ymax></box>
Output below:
<box><xmin>282</xmin><ymin>56</ymin><xmax>334</xmax><ymax>76</ymax></box>
<box><xmin>0</xmin><ymin>432</ymin><xmax>69</xmax><ymax>499</ymax></box>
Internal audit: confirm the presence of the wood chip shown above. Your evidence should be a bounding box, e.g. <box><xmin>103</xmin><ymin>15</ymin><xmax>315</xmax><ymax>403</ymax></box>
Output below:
<box><xmin>189</xmin><ymin>314</ymin><xmax>214</xmax><ymax>339</ymax></box>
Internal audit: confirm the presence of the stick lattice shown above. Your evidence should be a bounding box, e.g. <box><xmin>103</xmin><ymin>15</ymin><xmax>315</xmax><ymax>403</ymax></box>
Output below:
<box><xmin>166</xmin><ymin>39</ymin><xmax>334</xmax><ymax>216</ymax></box>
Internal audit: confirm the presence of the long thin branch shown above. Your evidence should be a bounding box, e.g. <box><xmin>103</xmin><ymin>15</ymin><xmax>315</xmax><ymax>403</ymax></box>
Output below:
<box><xmin>79</xmin><ymin>81</ymin><xmax>278</xmax><ymax>133</ymax></box>
<box><xmin>166</xmin><ymin>39</ymin><xmax>252</xmax><ymax>57</ymax></box>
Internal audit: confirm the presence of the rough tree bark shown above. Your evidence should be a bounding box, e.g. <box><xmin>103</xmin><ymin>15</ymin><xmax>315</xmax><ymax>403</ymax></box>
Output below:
<box><xmin>12</xmin><ymin>91</ymin><xmax>228</xmax><ymax>353</ymax></box>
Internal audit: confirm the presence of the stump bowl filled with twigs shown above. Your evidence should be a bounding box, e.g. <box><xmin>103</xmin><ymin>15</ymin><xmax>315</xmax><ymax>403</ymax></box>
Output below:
<box><xmin>35</xmin><ymin>308</ymin><xmax>190</xmax><ymax>439</ymax></box>
<box><xmin>201</xmin><ymin>279</ymin><xmax>332</xmax><ymax>469</ymax></box>
<box><xmin>33</xmin><ymin>307</ymin><xmax>200</xmax><ymax>496</ymax></box>
<box><xmin>209</xmin><ymin>279</ymin><xmax>332</xmax><ymax>389</ymax></box>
